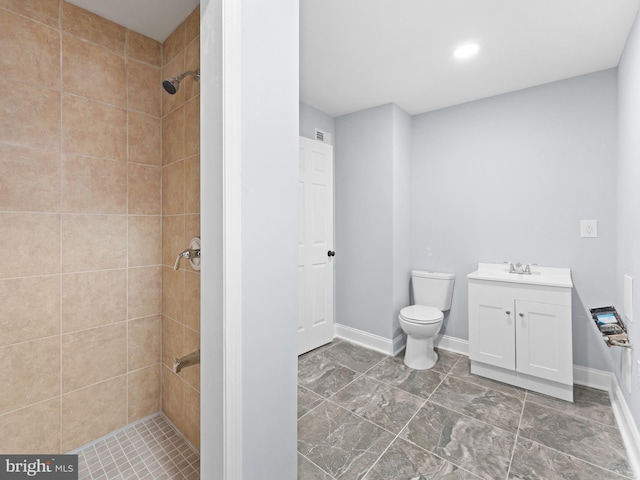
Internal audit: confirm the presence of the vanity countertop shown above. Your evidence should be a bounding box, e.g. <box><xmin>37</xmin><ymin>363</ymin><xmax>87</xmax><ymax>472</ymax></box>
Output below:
<box><xmin>467</xmin><ymin>263</ymin><xmax>573</xmax><ymax>289</ymax></box>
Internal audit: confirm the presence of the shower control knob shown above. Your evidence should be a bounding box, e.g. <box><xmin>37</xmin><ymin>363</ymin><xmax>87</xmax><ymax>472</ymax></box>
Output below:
<box><xmin>327</xmin><ymin>250</ymin><xmax>335</xmax><ymax>257</ymax></box>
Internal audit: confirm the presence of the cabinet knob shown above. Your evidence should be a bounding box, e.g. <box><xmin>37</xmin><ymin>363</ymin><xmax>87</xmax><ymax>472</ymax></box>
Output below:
<box><xmin>505</xmin><ymin>310</ymin><xmax>511</xmax><ymax>315</ymax></box>
<box><xmin>519</xmin><ymin>312</ymin><xmax>525</xmax><ymax>317</ymax></box>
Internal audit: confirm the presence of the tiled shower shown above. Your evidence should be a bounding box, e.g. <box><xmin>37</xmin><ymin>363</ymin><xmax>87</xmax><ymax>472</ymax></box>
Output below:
<box><xmin>0</xmin><ymin>0</ymin><xmax>200</xmax><ymax>455</ymax></box>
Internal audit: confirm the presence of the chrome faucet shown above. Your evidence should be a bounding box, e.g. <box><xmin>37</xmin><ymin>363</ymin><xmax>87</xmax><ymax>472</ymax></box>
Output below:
<box><xmin>504</xmin><ymin>262</ymin><xmax>536</xmax><ymax>275</ymax></box>
<box><xmin>174</xmin><ymin>247</ymin><xmax>201</xmax><ymax>270</ymax></box>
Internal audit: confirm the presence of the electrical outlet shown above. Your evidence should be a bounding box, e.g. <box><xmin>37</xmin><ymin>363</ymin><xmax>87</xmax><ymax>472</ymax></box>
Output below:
<box><xmin>580</xmin><ymin>219</ymin><xmax>598</xmax><ymax>238</ymax></box>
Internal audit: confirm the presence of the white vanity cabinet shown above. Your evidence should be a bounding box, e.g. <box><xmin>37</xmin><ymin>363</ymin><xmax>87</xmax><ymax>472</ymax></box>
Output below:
<box><xmin>468</xmin><ymin>263</ymin><xmax>574</xmax><ymax>401</ymax></box>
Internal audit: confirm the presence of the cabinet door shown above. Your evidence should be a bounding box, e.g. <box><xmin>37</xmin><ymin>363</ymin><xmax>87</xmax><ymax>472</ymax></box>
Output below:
<box><xmin>515</xmin><ymin>301</ymin><xmax>572</xmax><ymax>384</ymax></box>
<box><xmin>469</xmin><ymin>291</ymin><xmax>515</xmax><ymax>370</ymax></box>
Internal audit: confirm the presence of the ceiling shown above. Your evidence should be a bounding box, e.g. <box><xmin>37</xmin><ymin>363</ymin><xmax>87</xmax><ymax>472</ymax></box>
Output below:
<box><xmin>69</xmin><ymin>0</ymin><xmax>640</xmax><ymax>117</ymax></box>
<box><xmin>65</xmin><ymin>0</ymin><xmax>198</xmax><ymax>43</ymax></box>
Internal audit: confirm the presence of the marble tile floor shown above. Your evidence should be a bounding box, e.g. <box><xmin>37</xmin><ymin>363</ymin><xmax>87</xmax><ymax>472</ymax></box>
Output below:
<box><xmin>74</xmin><ymin>414</ymin><xmax>199</xmax><ymax>480</ymax></box>
<box><xmin>298</xmin><ymin>339</ymin><xmax>634</xmax><ymax>480</ymax></box>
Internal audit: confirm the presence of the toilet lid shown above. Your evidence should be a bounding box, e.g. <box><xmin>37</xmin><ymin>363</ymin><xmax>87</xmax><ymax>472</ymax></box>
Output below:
<box><xmin>400</xmin><ymin>305</ymin><xmax>444</xmax><ymax>324</ymax></box>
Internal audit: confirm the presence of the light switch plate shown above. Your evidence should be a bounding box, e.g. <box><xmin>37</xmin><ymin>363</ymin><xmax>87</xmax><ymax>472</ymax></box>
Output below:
<box><xmin>580</xmin><ymin>220</ymin><xmax>598</xmax><ymax>238</ymax></box>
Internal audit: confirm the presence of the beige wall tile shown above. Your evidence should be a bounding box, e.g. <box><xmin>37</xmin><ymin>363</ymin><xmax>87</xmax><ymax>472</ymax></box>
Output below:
<box><xmin>162</xmin><ymin>316</ymin><xmax>183</xmax><ymax>369</ymax></box>
<box><xmin>62</xmin><ymin>34</ymin><xmax>126</xmax><ymax>107</ymax></box>
<box><xmin>163</xmin><ymin>160</ymin><xmax>185</xmax><ymax>215</ymax></box>
<box><xmin>183</xmin><ymin>271</ymin><xmax>200</xmax><ymax>333</ymax></box>
<box><xmin>184</xmin><ymin>97</ymin><xmax>200</xmax><ymax>157</ymax></box>
<box><xmin>129</xmin><ymin>216</ymin><xmax>162</xmax><ymax>267</ymax></box>
<box><xmin>62</xmin><ymin>1</ymin><xmax>125</xmax><ymax>53</ymax></box>
<box><xmin>181</xmin><ymin>328</ymin><xmax>200</xmax><ymax>391</ymax></box>
<box><xmin>183</xmin><ymin>384</ymin><xmax>200</xmax><ymax>450</ymax></box>
<box><xmin>162</xmin><ymin>105</ymin><xmax>185</xmax><ymax>165</ymax></box>
<box><xmin>62</xmin><ymin>94</ymin><xmax>126</xmax><ymax>160</ymax></box>
<box><xmin>185</xmin><ymin>6</ymin><xmax>200</xmax><ymax>44</ymax></box>
<box><xmin>62</xmin><ymin>322</ymin><xmax>126</xmax><ymax>392</ymax></box>
<box><xmin>128</xmin><ymin>164</ymin><xmax>161</xmax><ymax>215</ymax></box>
<box><xmin>161</xmin><ymin>366</ymin><xmax>183</xmax><ymax>432</ymax></box>
<box><xmin>162</xmin><ymin>21</ymin><xmax>185</xmax><ymax>66</ymax></box>
<box><xmin>184</xmin><ymin>38</ymin><xmax>200</xmax><ymax>100</ymax></box>
<box><xmin>61</xmin><ymin>376</ymin><xmax>127</xmax><ymax>452</ymax></box>
<box><xmin>0</xmin><ymin>398</ymin><xmax>61</xmax><ymax>454</ymax></box>
<box><xmin>0</xmin><ymin>80</ymin><xmax>60</xmax><ymax>151</ymax></box>
<box><xmin>0</xmin><ymin>0</ymin><xmax>60</xmax><ymax>28</ymax></box>
<box><xmin>62</xmin><ymin>269</ymin><xmax>127</xmax><ymax>333</ymax></box>
<box><xmin>61</xmin><ymin>214</ymin><xmax>127</xmax><ymax>272</ymax></box>
<box><xmin>128</xmin><ymin>111</ymin><xmax>161</xmax><ymax>165</ymax></box>
<box><xmin>0</xmin><ymin>143</ymin><xmax>60</xmax><ymax>212</ymax></box>
<box><xmin>161</xmin><ymin>54</ymin><xmax>185</xmax><ymax>116</ymax></box>
<box><xmin>162</xmin><ymin>267</ymin><xmax>184</xmax><ymax>324</ymax></box>
<box><xmin>128</xmin><ymin>315</ymin><xmax>162</xmax><ymax>370</ymax></box>
<box><xmin>128</xmin><ymin>266</ymin><xmax>162</xmax><ymax>319</ymax></box>
<box><xmin>0</xmin><ymin>276</ymin><xmax>60</xmax><ymax>347</ymax></box>
<box><xmin>128</xmin><ymin>365</ymin><xmax>161</xmax><ymax>423</ymax></box>
<box><xmin>0</xmin><ymin>213</ymin><xmax>60</xmax><ymax>279</ymax></box>
<box><xmin>0</xmin><ymin>337</ymin><xmax>60</xmax><ymax>415</ymax></box>
<box><xmin>185</xmin><ymin>214</ymin><xmax>201</xmax><ymax>246</ymax></box>
<box><xmin>162</xmin><ymin>215</ymin><xmax>185</xmax><ymax>268</ymax></box>
<box><xmin>0</xmin><ymin>10</ymin><xmax>60</xmax><ymax>89</ymax></box>
<box><xmin>128</xmin><ymin>31</ymin><xmax>161</xmax><ymax>67</ymax></box>
<box><xmin>61</xmin><ymin>155</ymin><xmax>127</xmax><ymax>214</ymax></box>
<box><xmin>128</xmin><ymin>60</ymin><xmax>161</xmax><ymax>117</ymax></box>
<box><xmin>184</xmin><ymin>155</ymin><xmax>200</xmax><ymax>214</ymax></box>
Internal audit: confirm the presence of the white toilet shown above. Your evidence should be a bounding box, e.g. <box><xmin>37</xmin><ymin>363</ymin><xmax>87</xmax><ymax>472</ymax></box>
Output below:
<box><xmin>399</xmin><ymin>270</ymin><xmax>455</xmax><ymax>370</ymax></box>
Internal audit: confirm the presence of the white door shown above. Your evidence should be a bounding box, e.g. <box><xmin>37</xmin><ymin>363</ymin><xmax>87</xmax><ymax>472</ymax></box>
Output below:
<box><xmin>298</xmin><ymin>137</ymin><xmax>334</xmax><ymax>355</ymax></box>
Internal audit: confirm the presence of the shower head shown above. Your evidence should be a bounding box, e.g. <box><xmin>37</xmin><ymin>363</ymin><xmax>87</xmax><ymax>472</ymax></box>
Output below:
<box><xmin>162</xmin><ymin>69</ymin><xmax>200</xmax><ymax>95</ymax></box>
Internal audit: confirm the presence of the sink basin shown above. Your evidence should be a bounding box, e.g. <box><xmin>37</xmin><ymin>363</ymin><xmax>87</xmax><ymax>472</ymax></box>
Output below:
<box><xmin>467</xmin><ymin>263</ymin><xmax>573</xmax><ymax>288</ymax></box>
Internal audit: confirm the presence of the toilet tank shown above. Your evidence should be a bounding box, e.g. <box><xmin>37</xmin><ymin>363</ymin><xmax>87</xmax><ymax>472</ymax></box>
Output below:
<box><xmin>411</xmin><ymin>270</ymin><xmax>455</xmax><ymax>311</ymax></box>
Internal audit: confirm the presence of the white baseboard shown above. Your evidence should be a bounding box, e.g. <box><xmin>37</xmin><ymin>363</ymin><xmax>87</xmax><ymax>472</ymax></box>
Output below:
<box><xmin>334</xmin><ymin>325</ymin><xmax>467</xmax><ymax>357</ymax></box>
<box><xmin>610</xmin><ymin>374</ymin><xmax>640</xmax><ymax>480</ymax></box>
<box><xmin>434</xmin><ymin>334</ymin><xmax>469</xmax><ymax>355</ymax></box>
<box><xmin>334</xmin><ymin>323</ymin><xmax>401</xmax><ymax>356</ymax></box>
<box><xmin>572</xmin><ymin>365</ymin><xmax>613</xmax><ymax>391</ymax></box>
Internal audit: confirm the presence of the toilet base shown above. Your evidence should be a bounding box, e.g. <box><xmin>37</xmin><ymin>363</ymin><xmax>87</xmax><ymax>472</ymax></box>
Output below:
<box><xmin>403</xmin><ymin>334</ymin><xmax>438</xmax><ymax>370</ymax></box>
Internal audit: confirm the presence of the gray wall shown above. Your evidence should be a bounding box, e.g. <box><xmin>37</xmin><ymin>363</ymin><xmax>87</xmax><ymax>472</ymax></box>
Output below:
<box><xmin>410</xmin><ymin>69</ymin><xmax>618</xmax><ymax>369</ymax></box>
<box><xmin>241</xmin><ymin>0</ymin><xmax>299</xmax><ymax>478</ymax></box>
<box><xmin>335</xmin><ymin>104</ymin><xmax>395</xmax><ymax>338</ymax></box>
<box><xmin>617</xmin><ymin>9</ymin><xmax>640</xmax><ymax>429</ymax></box>
<box><xmin>334</xmin><ymin>103</ymin><xmax>412</xmax><ymax>341</ymax></box>
<box><xmin>200</xmin><ymin>0</ymin><xmax>223</xmax><ymax>477</ymax></box>
<box><xmin>392</xmin><ymin>105</ymin><xmax>413</xmax><ymax>338</ymax></box>
<box><xmin>300</xmin><ymin>102</ymin><xmax>335</xmax><ymax>140</ymax></box>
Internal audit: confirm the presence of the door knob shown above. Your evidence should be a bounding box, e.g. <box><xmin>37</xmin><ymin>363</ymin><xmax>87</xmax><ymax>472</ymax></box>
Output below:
<box><xmin>327</xmin><ymin>251</ymin><xmax>335</xmax><ymax>257</ymax></box>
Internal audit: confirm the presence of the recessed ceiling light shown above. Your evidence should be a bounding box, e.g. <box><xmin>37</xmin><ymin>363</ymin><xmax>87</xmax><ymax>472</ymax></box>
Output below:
<box><xmin>453</xmin><ymin>43</ymin><xmax>480</xmax><ymax>59</ymax></box>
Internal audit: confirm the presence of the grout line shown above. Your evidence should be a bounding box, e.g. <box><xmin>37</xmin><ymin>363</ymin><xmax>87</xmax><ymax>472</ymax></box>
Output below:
<box><xmin>505</xmin><ymin>390</ymin><xmax>527</xmax><ymax>479</ymax></box>
<box><xmin>58</xmin><ymin>0</ymin><xmax>64</xmax><ymax>451</ymax></box>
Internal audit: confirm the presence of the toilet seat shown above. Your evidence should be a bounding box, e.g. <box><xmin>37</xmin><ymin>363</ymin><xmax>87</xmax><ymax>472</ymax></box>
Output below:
<box><xmin>400</xmin><ymin>305</ymin><xmax>444</xmax><ymax>324</ymax></box>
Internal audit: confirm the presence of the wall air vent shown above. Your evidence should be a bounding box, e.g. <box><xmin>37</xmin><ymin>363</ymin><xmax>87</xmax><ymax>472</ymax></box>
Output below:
<box><xmin>315</xmin><ymin>128</ymin><xmax>333</xmax><ymax>145</ymax></box>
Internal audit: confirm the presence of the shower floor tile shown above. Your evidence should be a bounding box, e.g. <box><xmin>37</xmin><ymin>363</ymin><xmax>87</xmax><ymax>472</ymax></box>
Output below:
<box><xmin>75</xmin><ymin>414</ymin><xmax>199</xmax><ymax>480</ymax></box>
